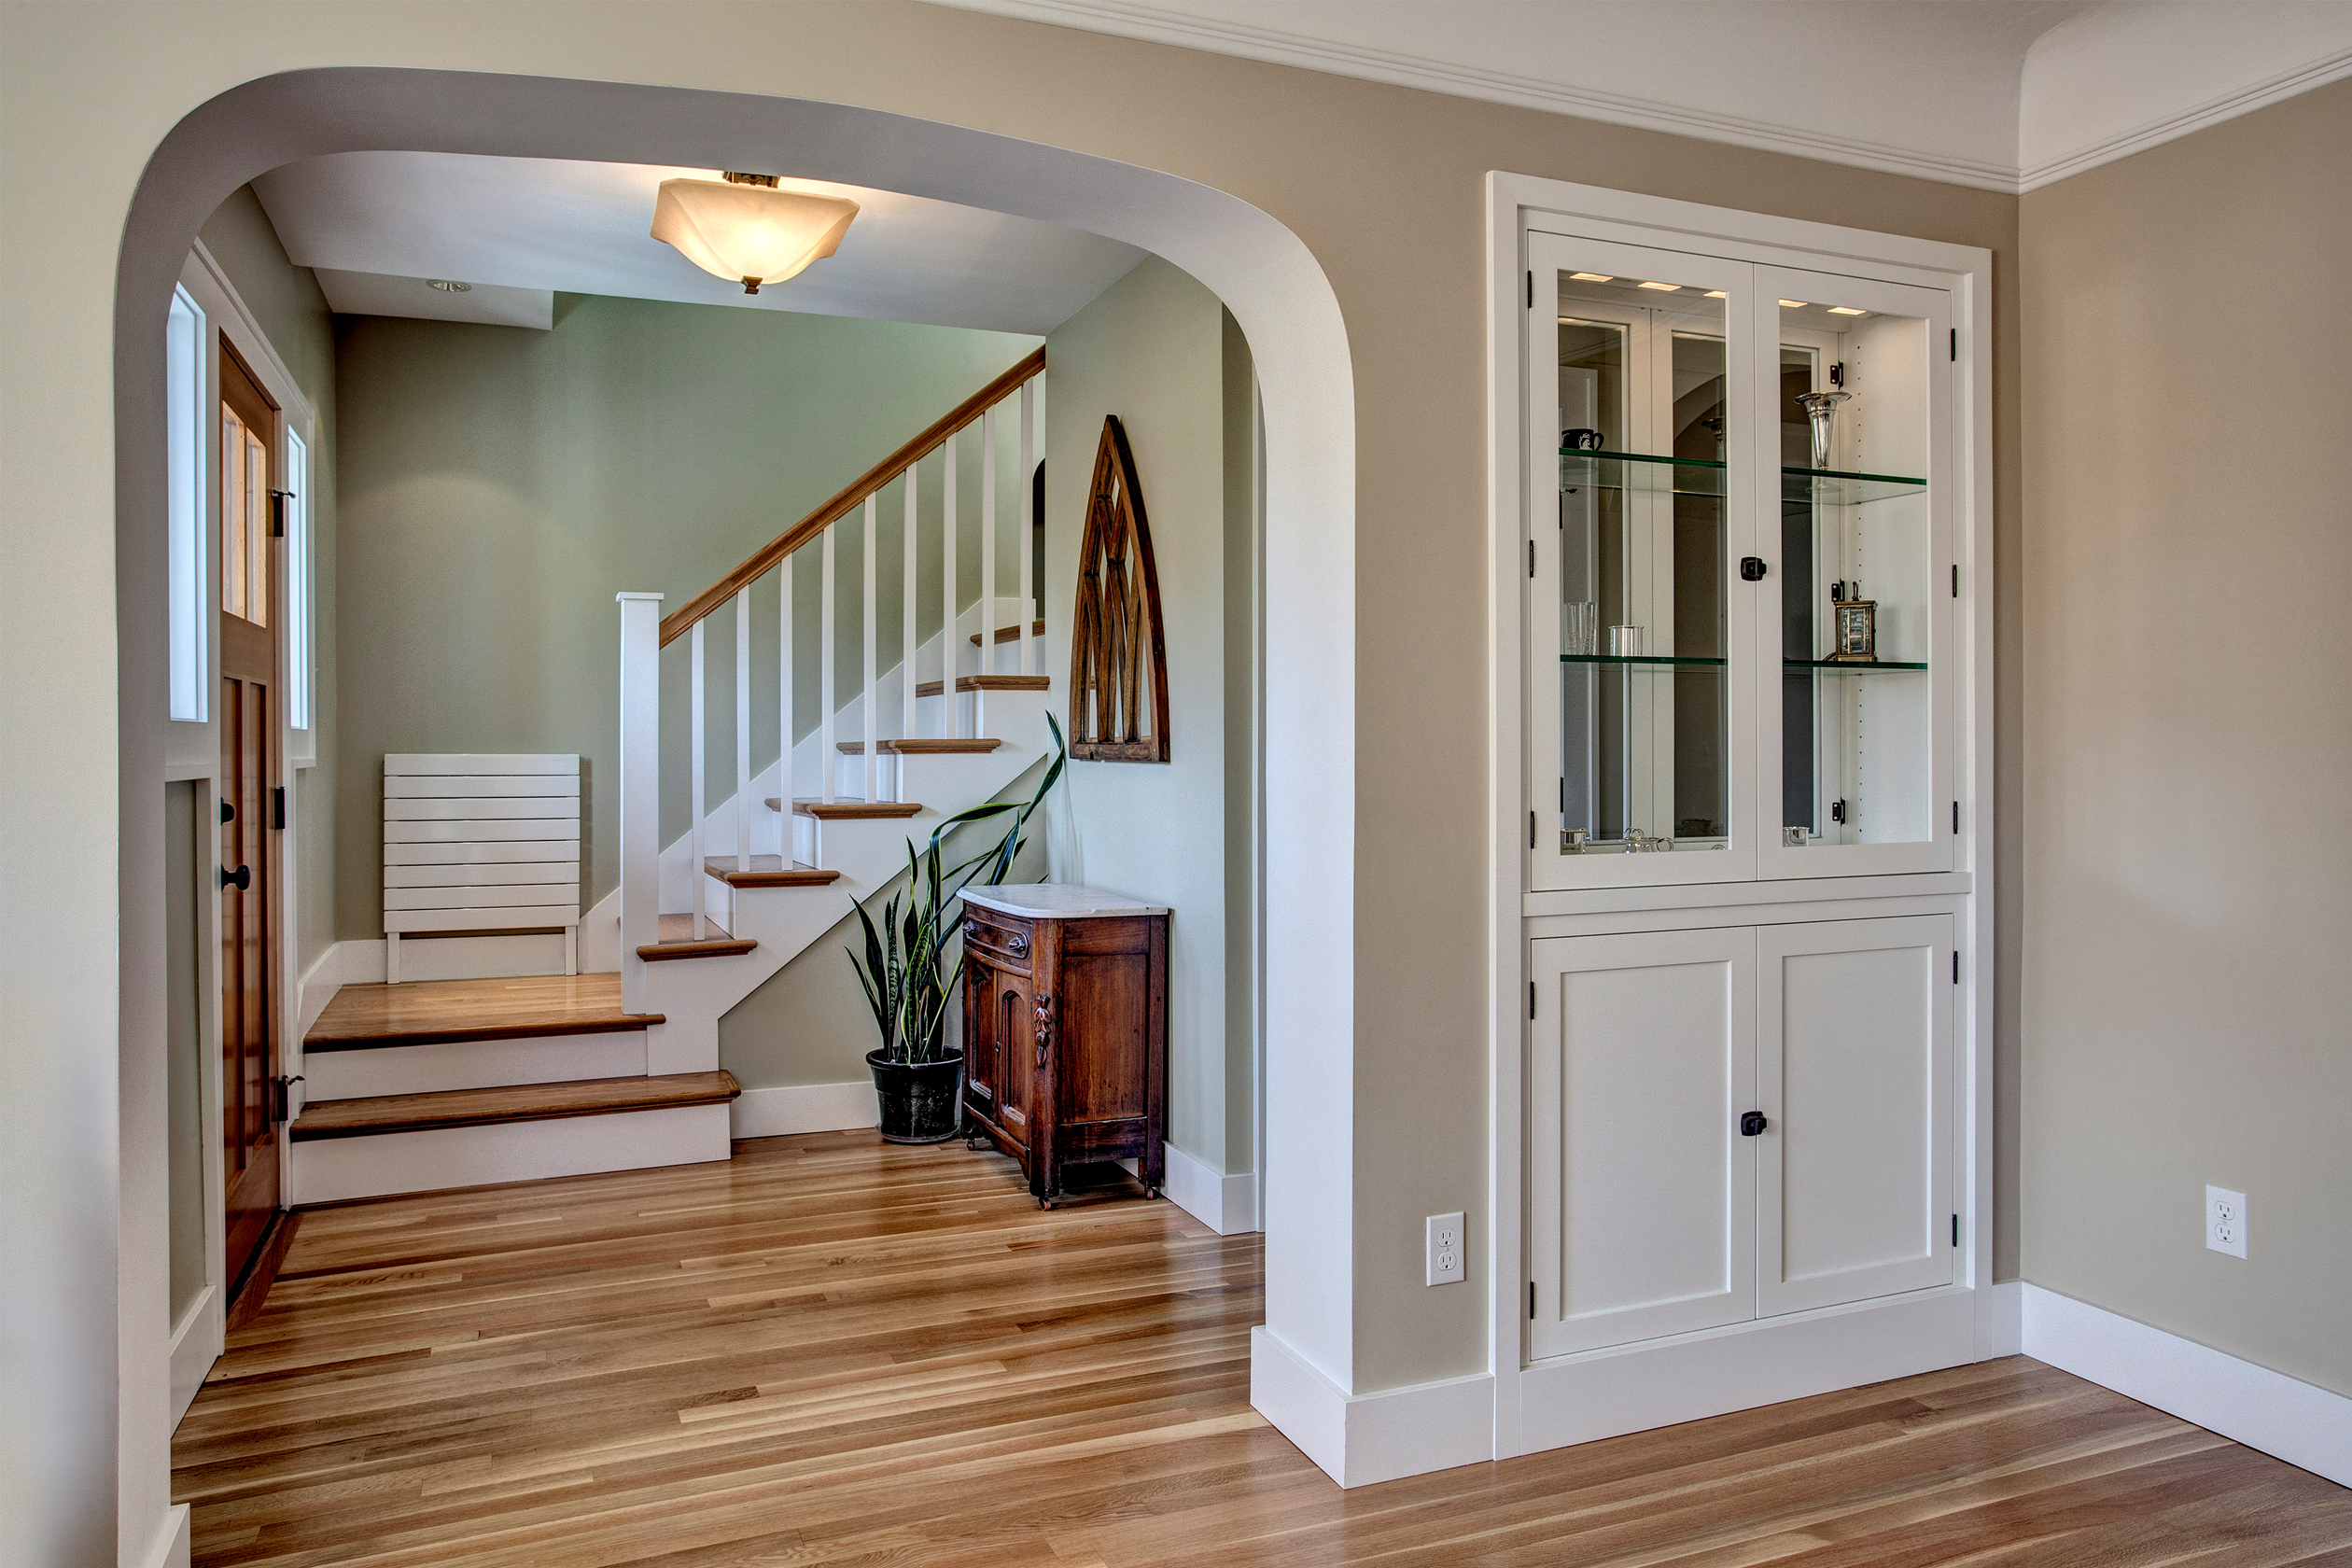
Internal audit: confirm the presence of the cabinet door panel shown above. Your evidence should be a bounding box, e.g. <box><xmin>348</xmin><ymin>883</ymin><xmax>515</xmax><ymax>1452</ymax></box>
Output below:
<box><xmin>964</xmin><ymin>958</ymin><xmax>1001</xmax><ymax>1118</ymax></box>
<box><xmin>1757</xmin><ymin>916</ymin><xmax>1953</xmax><ymax>1316</ymax></box>
<box><xmin>996</xmin><ymin>968</ymin><xmax>1035</xmax><ymax>1148</ymax></box>
<box><xmin>1529</xmin><ymin>928</ymin><xmax>1756</xmax><ymax>1359</ymax></box>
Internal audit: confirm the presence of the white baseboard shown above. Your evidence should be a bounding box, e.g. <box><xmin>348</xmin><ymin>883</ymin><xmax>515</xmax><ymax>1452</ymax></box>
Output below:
<box><xmin>133</xmin><ymin>1503</ymin><xmax>191</xmax><ymax>1568</ymax></box>
<box><xmin>1250</xmin><ymin>1325</ymin><xmax>1495</xmax><ymax>1488</ymax></box>
<box><xmin>2017</xmin><ymin>1282</ymin><xmax>2352</xmax><ymax>1488</ymax></box>
<box><xmin>289</xmin><ymin>1102</ymin><xmax>731</xmax><ymax>1204</ymax></box>
<box><xmin>730</xmin><ymin>1081</ymin><xmax>879</xmax><ymax>1139</ymax></box>
<box><xmin>1161</xmin><ymin>1141</ymin><xmax>1258</xmax><ymax>1236</ymax></box>
<box><xmin>1981</xmin><ymin>1277</ymin><xmax>2024</xmax><ymax>1357</ymax></box>
<box><xmin>167</xmin><ymin>1283</ymin><xmax>221</xmax><ymax>1431</ymax></box>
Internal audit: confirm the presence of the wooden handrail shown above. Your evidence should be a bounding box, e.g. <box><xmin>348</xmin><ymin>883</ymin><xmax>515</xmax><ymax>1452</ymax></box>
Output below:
<box><xmin>660</xmin><ymin>346</ymin><xmax>1047</xmax><ymax>646</ymax></box>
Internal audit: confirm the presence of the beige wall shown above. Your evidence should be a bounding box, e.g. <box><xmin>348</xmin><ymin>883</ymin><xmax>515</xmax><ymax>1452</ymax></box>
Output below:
<box><xmin>2019</xmin><ymin>79</ymin><xmax>2352</xmax><ymax>1397</ymax></box>
<box><xmin>333</xmin><ymin>296</ymin><xmax>1037</xmax><ymax>936</ymax></box>
<box><xmin>0</xmin><ymin>15</ymin><xmax>2032</xmax><ymax>1537</ymax></box>
<box><xmin>198</xmin><ymin>185</ymin><xmax>341</xmax><ymax>975</ymax></box>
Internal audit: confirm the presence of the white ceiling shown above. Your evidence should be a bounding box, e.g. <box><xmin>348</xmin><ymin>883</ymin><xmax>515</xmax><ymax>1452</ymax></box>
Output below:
<box><xmin>253</xmin><ymin>153</ymin><xmax>1149</xmax><ymax>334</ymax></box>
<box><xmin>934</xmin><ymin>0</ymin><xmax>2352</xmax><ymax>192</ymax></box>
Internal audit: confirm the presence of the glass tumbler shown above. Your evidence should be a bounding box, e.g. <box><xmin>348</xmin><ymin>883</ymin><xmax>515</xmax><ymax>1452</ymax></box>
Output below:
<box><xmin>1565</xmin><ymin>602</ymin><xmax>1598</xmax><ymax>656</ymax></box>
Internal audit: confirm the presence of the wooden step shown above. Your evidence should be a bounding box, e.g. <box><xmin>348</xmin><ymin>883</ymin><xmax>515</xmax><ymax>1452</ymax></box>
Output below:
<box><xmin>703</xmin><ymin>855</ymin><xmax>841</xmax><ymax>888</ymax></box>
<box><xmin>763</xmin><ymin>797</ymin><xmax>925</xmax><ymax>819</ymax></box>
<box><xmin>915</xmin><ymin>675</ymin><xmax>1053</xmax><ymax>698</ymax></box>
<box><xmin>291</xmin><ymin>1071</ymin><xmax>740</xmax><ymax>1141</ymax></box>
<box><xmin>638</xmin><ymin>912</ymin><xmax>756</xmax><ymax>961</ymax></box>
<box><xmin>833</xmin><ymin>738</ymin><xmax>1002</xmax><ymax>755</ymax></box>
<box><xmin>304</xmin><ymin>973</ymin><xmax>662</xmax><ymax>1053</ymax></box>
<box><xmin>969</xmin><ymin>620</ymin><xmax>1046</xmax><ymax>647</ymax></box>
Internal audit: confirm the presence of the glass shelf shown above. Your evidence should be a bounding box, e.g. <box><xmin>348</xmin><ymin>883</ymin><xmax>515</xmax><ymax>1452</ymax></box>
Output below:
<box><xmin>1561</xmin><ymin>448</ymin><xmax>1925</xmax><ymax>507</ymax></box>
<box><xmin>1563</xmin><ymin>654</ymin><xmax>1928</xmax><ymax>672</ymax></box>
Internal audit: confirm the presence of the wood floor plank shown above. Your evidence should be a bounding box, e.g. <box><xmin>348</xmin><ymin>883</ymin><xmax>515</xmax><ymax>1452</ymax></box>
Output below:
<box><xmin>175</xmin><ymin>1132</ymin><xmax>2351</xmax><ymax>1567</ymax></box>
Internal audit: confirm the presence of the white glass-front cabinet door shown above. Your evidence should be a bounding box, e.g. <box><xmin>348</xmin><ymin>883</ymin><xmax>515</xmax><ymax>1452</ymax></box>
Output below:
<box><xmin>1751</xmin><ymin>269</ymin><xmax>1957</xmax><ymax>877</ymax></box>
<box><xmin>1528</xmin><ymin>928</ymin><xmax>1757</xmax><ymax>1356</ymax></box>
<box><xmin>1756</xmin><ymin>916</ymin><xmax>1954</xmax><ymax>1316</ymax></box>
<box><xmin>1527</xmin><ymin>233</ymin><xmax>1758</xmax><ymax>889</ymax></box>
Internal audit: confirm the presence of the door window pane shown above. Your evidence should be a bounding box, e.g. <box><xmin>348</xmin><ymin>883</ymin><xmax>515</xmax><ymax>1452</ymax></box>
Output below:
<box><xmin>1556</xmin><ymin>272</ymin><xmax>1728</xmax><ymax>852</ymax></box>
<box><xmin>1776</xmin><ymin>297</ymin><xmax>1929</xmax><ymax>846</ymax></box>
<box><xmin>220</xmin><ymin>404</ymin><xmax>268</xmax><ymax>628</ymax></box>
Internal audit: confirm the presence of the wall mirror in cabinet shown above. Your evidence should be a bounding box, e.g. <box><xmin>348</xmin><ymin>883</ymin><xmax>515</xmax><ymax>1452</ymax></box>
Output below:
<box><xmin>1525</xmin><ymin>915</ymin><xmax>1954</xmax><ymax>1362</ymax></box>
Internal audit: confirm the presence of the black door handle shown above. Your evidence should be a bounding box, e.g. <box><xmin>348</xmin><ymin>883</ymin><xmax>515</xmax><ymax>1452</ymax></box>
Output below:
<box><xmin>220</xmin><ymin>864</ymin><xmax>250</xmax><ymax>890</ymax></box>
<box><xmin>1740</xmin><ymin>1111</ymin><xmax>1768</xmax><ymax>1137</ymax></box>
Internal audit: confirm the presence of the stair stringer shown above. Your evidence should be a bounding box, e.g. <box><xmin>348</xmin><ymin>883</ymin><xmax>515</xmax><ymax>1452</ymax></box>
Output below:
<box><xmin>633</xmin><ymin>688</ymin><xmax>1055</xmax><ymax>1076</ymax></box>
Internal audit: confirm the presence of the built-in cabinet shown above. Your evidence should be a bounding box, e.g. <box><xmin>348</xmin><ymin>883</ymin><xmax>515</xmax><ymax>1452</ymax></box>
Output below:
<box><xmin>1500</xmin><ymin>180</ymin><xmax>1987</xmax><ymax>1453</ymax></box>
<box><xmin>1527</xmin><ymin>915</ymin><xmax>1953</xmax><ymax>1359</ymax></box>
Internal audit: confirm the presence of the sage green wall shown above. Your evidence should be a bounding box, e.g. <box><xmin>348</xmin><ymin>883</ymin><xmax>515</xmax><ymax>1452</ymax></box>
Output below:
<box><xmin>332</xmin><ymin>296</ymin><xmax>1040</xmax><ymax>939</ymax></box>
<box><xmin>2019</xmin><ymin>79</ymin><xmax>2352</xmax><ymax>1396</ymax></box>
<box><xmin>199</xmin><ymin>185</ymin><xmax>339</xmax><ymax>977</ymax></box>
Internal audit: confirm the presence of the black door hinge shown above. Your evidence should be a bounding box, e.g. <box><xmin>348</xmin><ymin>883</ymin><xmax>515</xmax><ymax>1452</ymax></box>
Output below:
<box><xmin>1952</xmin><ymin>1213</ymin><xmax>1961</xmax><ymax>1248</ymax></box>
<box><xmin>1529</xmin><ymin>539</ymin><xmax>1536</xmax><ymax>579</ymax></box>
<box><xmin>1950</xmin><ymin>329</ymin><xmax>1958</xmax><ymax>362</ymax></box>
<box><xmin>1529</xmin><ymin>980</ymin><xmax>1536</xmax><ymax>1019</ymax></box>
<box><xmin>272</xmin><ymin>1073</ymin><xmax>305</xmax><ymax>1124</ymax></box>
<box><xmin>1828</xmin><ymin>361</ymin><xmax>1846</xmax><ymax>388</ymax></box>
<box><xmin>270</xmin><ymin>489</ymin><xmax>289</xmax><ymax>538</ymax></box>
<box><xmin>1953</xmin><ymin>951</ymin><xmax>1961</xmax><ymax>985</ymax></box>
<box><xmin>1529</xmin><ymin>1281</ymin><xmax>1536</xmax><ymax>1319</ymax></box>
<box><xmin>1527</xmin><ymin>271</ymin><xmax>1533</xmax><ymax>309</ymax></box>
<box><xmin>1529</xmin><ymin>810</ymin><xmax>1536</xmax><ymax>849</ymax></box>
<box><xmin>1952</xmin><ymin>563</ymin><xmax>1959</xmax><ymax>598</ymax></box>
<box><xmin>273</xmin><ymin>785</ymin><xmax>286</xmax><ymax>831</ymax></box>
<box><xmin>1953</xmin><ymin>800</ymin><xmax>1960</xmax><ymax>835</ymax></box>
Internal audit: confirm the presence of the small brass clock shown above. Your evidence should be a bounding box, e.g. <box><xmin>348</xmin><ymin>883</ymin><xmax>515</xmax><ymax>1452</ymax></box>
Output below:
<box><xmin>1830</xmin><ymin>597</ymin><xmax>1877</xmax><ymax>662</ymax></box>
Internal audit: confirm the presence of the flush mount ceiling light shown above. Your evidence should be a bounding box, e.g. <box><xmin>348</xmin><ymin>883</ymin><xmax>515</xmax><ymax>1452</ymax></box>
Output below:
<box><xmin>1637</xmin><ymin>281</ymin><xmax>1682</xmax><ymax>291</ymax></box>
<box><xmin>1569</xmin><ymin>272</ymin><xmax>1614</xmax><ymax>282</ymax></box>
<box><xmin>651</xmin><ymin>172</ymin><xmax>860</xmax><ymax>295</ymax></box>
<box><xmin>427</xmin><ymin>278</ymin><xmax>471</xmax><ymax>292</ymax></box>
<box><xmin>1780</xmin><ymin>300</ymin><xmax>1810</xmax><ymax>308</ymax></box>
<box><xmin>1703</xmin><ymin>290</ymin><xmax>1728</xmax><ymax>299</ymax></box>
<box><xmin>1827</xmin><ymin>306</ymin><xmax>1869</xmax><ymax>316</ymax></box>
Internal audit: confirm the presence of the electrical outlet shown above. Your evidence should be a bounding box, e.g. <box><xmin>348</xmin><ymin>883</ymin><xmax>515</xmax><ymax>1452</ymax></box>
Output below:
<box><xmin>2206</xmin><ymin>1185</ymin><xmax>2248</xmax><ymax>1259</ymax></box>
<box><xmin>1426</xmin><ymin>1212</ymin><xmax>1465</xmax><ymax>1286</ymax></box>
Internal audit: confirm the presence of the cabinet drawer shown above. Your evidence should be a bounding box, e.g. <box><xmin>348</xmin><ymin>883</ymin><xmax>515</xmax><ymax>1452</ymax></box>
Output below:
<box><xmin>964</xmin><ymin>911</ymin><xmax>1034</xmax><ymax>973</ymax></box>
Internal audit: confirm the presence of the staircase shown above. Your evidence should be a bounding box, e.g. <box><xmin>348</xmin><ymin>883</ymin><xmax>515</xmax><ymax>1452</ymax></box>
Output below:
<box><xmin>291</xmin><ymin>350</ymin><xmax>1050</xmax><ymax>1202</ymax></box>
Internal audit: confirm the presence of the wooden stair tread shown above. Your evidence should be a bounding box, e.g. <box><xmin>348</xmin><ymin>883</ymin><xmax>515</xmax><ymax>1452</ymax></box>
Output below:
<box><xmin>703</xmin><ymin>855</ymin><xmax>840</xmax><ymax>887</ymax></box>
<box><xmin>969</xmin><ymin>620</ymin><xmax>1046</xmax><ymax>647</ymax></box>
<box><xmin>763</xmin><ymin>797</ymin><xmax>925</xmax><ymax>819</ymax></box>
<box><xmin>291</xmin><ymin>1071</ymin><xmax>740</xmax><ymax>1141</ymax></box>
<box><xmin>304</xmin><ymin>973</ymin><xmax>661</xmax><ymax>1052</ymax></box>
<box><xmin>833</xmin><ymin>738</ymin><xmax>1002</xmax><ymax>755</ymax></box>
<box><xmin>915</xmin><ymin>675</ymin><xmax>1053</xmax><ymax>698</ymax></box>
<box><xmin>639</xmin><ymin>912</ymin><xmax>756</xmax><ymax>960</ymax></box>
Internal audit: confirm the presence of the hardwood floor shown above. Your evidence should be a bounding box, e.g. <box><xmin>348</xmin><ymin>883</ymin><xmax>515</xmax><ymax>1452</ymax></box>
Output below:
<box><xmin>174</xmin><ymin>1134</ymin><xmax>2352</xmax><ymax>1567</ymax></box>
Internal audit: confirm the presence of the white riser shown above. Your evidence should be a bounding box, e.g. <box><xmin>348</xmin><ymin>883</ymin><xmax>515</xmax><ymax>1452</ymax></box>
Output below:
<box><xmin>303</xmin><ymin>1030</ymin><xmax>649</xmax><ymax>1100</ymax></box>
<box><xmin>289</xmin><ymin>1102</ymin><xmax>732</xmax><ymax>1204</ymax></box>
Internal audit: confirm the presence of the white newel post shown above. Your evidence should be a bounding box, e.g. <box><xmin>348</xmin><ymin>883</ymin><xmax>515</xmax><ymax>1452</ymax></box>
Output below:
<box><xmin>617</xmin><ymin>592</ymin><xmax>662</xmax><ymax>1015</ymax></box>
<box><xmin>1019</xmin><ymin>379</ymin><xmax>1035</xmax><ymax>677</ymax></box>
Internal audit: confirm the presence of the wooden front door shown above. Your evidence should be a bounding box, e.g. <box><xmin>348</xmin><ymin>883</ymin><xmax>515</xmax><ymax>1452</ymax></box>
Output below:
<box><xmin>218</xmin><ymin>339</ymin><xmax>284</xmax><ymax>1295</ymax></box>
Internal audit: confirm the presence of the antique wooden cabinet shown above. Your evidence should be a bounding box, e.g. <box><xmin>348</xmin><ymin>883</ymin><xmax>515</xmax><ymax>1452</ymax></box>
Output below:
<box><xmin>958</xmin><ymin>886</ymin><xmax>1169</xmax><ymax>1206</ymax></box>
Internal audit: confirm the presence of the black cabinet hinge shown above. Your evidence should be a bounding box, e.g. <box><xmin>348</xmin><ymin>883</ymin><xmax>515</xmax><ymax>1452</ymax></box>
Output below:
<box><xmin>1953</xmin><ymin>951</ymin><xmax>1961</xmax><ymax>985</ymax></box>
<box><xmin>1950</xmin><ymin>329</ymin><xmax>1958</xmax><ymax>362</ymax></box>
<box><xmin>1529</xmin><ymin>1281</ymin><xmax>1536</xmax><ymax>1319</ymax></box>
<box><xmin>1529</xmin><ymin>980</ymin><xmax>1536</xmax><ymax>1019</ymax></box>
<box><xmin>1828</xmin><ymin>361</ymin><xmax>1846</xmax><ymax>388</ymax></box>
<box><xmin>1952</xmin><ymin>563</ymin><xmax>1959</xmax><ymax>598</ymax></box>
<box><xmin>1953</xmin><ymin>800</ymin><xmax>1960</xmax><ymax>835</ymax></box>
<box><xmin>1527</xmin><ymin>271</ymin><xmax>1533</xmax><ymax>309</ymax></box>
<box><xmin>1529</xmin><ymin>539</ymin><xmax>1536</xmax><ymax>579</ymax></box>
<box><xmin>1952</xmin><ymin>1214</ymin><xmax>1961</xmax><ymax>1248</ymax></box>
<box><xmin>273</xmin><ymin>785</ymin><xmax>286</xmax><ymax>831</ymax></box>
<box><xmin>1529</xmin><ymin>810</ymin><xmax>1536</xmax><ymax>848</ymax></box>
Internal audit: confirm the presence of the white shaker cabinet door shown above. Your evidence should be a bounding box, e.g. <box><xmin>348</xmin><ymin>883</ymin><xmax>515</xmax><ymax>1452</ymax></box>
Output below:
<box><xmin>1756</xmin><ymin>915</ymin><xmax>1954</xmax><ymax>1317</ymax></box>
<box><xmin>1528</xmin><ymin>928</ymin><xmax>1757</xmax><ymax>1358</ymax></box>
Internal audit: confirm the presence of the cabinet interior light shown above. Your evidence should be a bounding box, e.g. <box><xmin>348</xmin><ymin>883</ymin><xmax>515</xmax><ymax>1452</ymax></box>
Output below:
<box><xmin>1569</xmin><ymin>272</ymin><xmax>1614</xmax><ymax>282</ymax></box>
<box><xmin>1637</xmin><ymin>281</ymin><xmax>1682</xmax><ymax>291</ymax></box>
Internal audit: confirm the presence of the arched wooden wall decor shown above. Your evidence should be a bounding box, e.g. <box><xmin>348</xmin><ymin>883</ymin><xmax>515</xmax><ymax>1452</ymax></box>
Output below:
<box><xmin>1070</xmin><ymin>415</ymin><xmax>1170</xmax><ymax>762</ymax></box>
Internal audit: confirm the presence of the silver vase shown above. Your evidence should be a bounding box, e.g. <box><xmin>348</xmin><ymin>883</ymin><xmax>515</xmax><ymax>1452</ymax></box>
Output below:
<box><xmin>1794</xmin><ymin>390</ymin><xmax>1850</xmax><ymax>470</ymax></box>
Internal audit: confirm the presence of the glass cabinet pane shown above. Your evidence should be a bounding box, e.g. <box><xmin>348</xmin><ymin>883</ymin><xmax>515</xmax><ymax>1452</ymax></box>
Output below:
<box><xmin>1774</xmin><ymin>294</ymin><xmax>1930</xmax><ymax>847</ymax></box>
<box><xmin>1554</xmin><ymin>269</ymin><xmax>1729</xmax><ymax>855</ymax></box>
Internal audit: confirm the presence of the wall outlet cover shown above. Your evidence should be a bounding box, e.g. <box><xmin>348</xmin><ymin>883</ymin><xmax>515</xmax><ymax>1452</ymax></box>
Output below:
<box><xmin>2206</xmin><ymin>1185</ymin><xmax>2247</xmax><ymax>1259</ymax></box>
<box><xmin>1426</xmin><ymin>1211</ymin><xmax>1465</xmax><ymax>1286</ymax></box>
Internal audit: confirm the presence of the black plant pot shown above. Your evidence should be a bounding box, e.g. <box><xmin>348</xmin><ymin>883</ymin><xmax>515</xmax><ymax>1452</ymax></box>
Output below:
<box><xmin>866</xmin><ymin>1050</ymin><xmax>965</xmax><ymax>1144</ymax></box>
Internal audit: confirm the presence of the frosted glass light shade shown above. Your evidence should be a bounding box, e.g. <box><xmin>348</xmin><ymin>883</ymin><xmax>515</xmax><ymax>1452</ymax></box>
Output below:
<box><xmin>650</xmin><ymin>179</ymin><xmax>859</xmax><ymax>293</ymax></box>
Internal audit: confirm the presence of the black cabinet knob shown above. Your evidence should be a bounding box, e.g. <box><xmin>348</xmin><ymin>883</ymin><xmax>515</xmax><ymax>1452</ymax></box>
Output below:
<box><xmin>1739</xmin><ymin>1111</ymin><xmax>1768</xmax><ymax>1137</ymax></box>
<box><xmin>1740</xmin><ymin>557</ymin><xmax>1769</xmax><ymax>581</ymax></box>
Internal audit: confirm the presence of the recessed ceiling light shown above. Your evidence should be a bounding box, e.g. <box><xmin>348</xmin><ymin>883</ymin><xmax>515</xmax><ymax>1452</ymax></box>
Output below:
<box><xmin>1703</xmin><ymin>290</ymin><xmax>1728</xmax><ymax>299</ymax></box>
<box><xmin>427</xmin><ymin>279</ymin><xmax>472</xmax><ymax>292</ymax></box>
<box><xmin>1779</xmin><ymin>300</ymin><xmax>1808</xmax><ymax>309</ymax></box>
<box><xmin>1569</xmin><ymin>272</ymin><xmax>1614</xmax><ymax>282</ymax></box>
<box><xmin>1638</xmin><ymin>281</ymin><xmax>1682</xmax><ymax>292</ymax></box>
<box><xmin>1827</xmin><ymin>306</ymin><xmax>1869</xmax><ymax>316</ymax></box>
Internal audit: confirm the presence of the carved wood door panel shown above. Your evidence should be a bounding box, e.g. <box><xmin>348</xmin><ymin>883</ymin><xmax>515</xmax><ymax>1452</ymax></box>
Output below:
<box><xmin>1069</xmin><ymin>415</ymin><xmax>1170</xmax><ymax>762</ymax></box>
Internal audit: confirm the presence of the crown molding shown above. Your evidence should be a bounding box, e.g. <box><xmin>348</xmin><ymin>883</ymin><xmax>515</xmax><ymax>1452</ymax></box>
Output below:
<box><xmin>2018</xmin><ymin>41</ymin><xmax>2352</xmax><ymax>190</ymax></box>
<box><xmin>952</xmin><ymin>0</ymin><xmax>2023</xmax><ymax>192</ymax></box>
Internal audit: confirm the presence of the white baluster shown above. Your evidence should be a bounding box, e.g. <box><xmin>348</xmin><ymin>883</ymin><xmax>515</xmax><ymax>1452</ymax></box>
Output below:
<box><xmin>1019</xmin><ymin>378</ymin><xmax>1035</xmax><ymax>677</ymax></box>
<box><xmin>778</xmin><ymin>550</ymin><xmax>793</xmax><ymax>839</ymax></box>
<box><xmin>980</xmin><ymin>402</ymin><xmax>997</xmax><ymax>739</ymax></box>
<box><xmin>821</xmin><ymin>523</ymin><xmax>837</xmax><ymax>805</ymax></box>
<box><xmin>902</xmin><ymin>462</ymin><xmax>917</xmax><ymax>798</ymax></box>
<box><xmin>861</xmin><ymin>492</ymin><xmax>877</xmax><ymax>804</ymax></box>
<box><xmin>735</xmin><ymin>586</ymin><xmax>750</xmax><ymax>877</ymax></box>
<box><xmin>690</xmin><ymin>619</ymin><xmax>707</xmax><ymax>942</ymax></box>
<box><xmin>943</xmin><ymin>430</ymin><xmax>959</xmax><ymax>738</ymax></box>
<box><xmin>616</xmin><ymin>592</ymin><xmax>662</xmax><ymax>1015</ymax></box>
